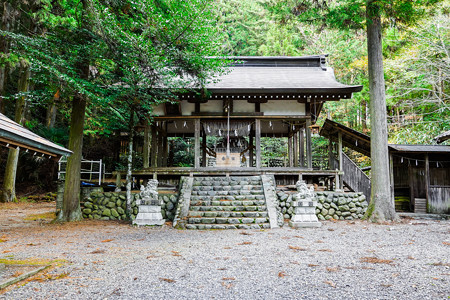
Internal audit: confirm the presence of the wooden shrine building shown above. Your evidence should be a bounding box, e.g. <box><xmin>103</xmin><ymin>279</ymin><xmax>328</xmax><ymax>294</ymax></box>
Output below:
<box><xmin>133</xmin><ymin>56</ymin><xmax>362</xmax><ymax>185</ymax></box>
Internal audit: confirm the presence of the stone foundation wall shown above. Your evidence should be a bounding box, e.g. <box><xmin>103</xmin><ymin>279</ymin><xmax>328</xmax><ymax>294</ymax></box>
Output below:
<box><xmin>277</xmin><ymin>191</ymin><xmax>368</xmax><ymax>220</ymax></box>
<box><xmin>81</xmin><ymin>191</ymin><xmax>178</xmax><ymax>221</ymax></box>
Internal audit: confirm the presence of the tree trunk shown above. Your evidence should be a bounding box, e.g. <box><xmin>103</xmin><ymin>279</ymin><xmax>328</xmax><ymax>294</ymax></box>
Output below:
<box><xmin>0</xmin><ymin>1</ymin><xmax>12</xmax><ymax>113</ymax></box>
<box><xmin>1</xmin><ymin>61</ymin><xmax>29</xmax><ymax>203</ymax></box>
<box><xmin>363</xmin><ymin>1</ymin><xmax>397</xmax><ymax>222</ymax></box>
<box><xmin>57</xmin><ymin>93</ymin><xmax>86</xmax><ymax>221</ymax></box>
<box><xmin>126</xmin><ymin>110</ymin><xmax>134</xmax><ymax>221</ymax></box>
<box><xmin>46</xmin><ymin>89</ymin><xmax>59</xmax><ymax>128</ymax></box>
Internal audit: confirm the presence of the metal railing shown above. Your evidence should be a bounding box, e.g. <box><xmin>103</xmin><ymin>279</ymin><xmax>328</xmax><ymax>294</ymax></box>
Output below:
<box><xmin>58</xmin><ymin>157</ymin><xmax>105</xmax><ymax>185</ymax></box>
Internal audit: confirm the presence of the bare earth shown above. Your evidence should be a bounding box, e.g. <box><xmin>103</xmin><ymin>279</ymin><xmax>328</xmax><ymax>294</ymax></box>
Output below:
<box><xmin>0</xmin><ymin>202</ymin><xmax>449</xmax><ymax>300</ymax></box>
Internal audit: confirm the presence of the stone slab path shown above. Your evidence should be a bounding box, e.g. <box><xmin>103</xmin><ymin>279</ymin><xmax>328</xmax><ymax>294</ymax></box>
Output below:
<box><xmin>0</xmin><ymin>202</ymin><xmax>449</xmax><ymax>299</ymax></box>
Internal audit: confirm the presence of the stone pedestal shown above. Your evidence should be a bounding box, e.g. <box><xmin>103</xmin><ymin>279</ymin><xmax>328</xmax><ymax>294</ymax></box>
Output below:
<box><xmin>133</xmin><ymin>204</ymin><xmax>165</xmax><ymax>226</ymax></box>
<box><xmin>289</xmin><ymin>200</ymin><xmax>321</xmax><ymax>228</ymax></box>
<box><xmin>133</xmin><ymin>179</ymin><xmax>164</xmax><ymax>226</ymax></box>
<box><xmin>289</xmin><ymin>180</ymin><xmax>322</xmax><ymax>228</ymax></box>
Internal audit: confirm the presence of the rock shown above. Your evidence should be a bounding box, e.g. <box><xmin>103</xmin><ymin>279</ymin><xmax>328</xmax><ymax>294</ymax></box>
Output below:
<box><xmin>110</xmin><ymin>209</ymin><xmax>118</xmax><ymax>217</ymax></box>
<box><xmin>350</xmin><ymin>207</ymin><xmax>358</xmax><ymax>213</ymax></box>
<box><xmin>341</xmin><ymin>211</ymin><xmax>351</xmax><ymax>217</ymax></box>
<box><xmin>328</xmin><ymin>208</ymin><xmax>335</xmax><ymax>216</ymax></box>
<box><xmin>330</xmin><ymin>203</ymin><xmax>338</xmax><ymax>210</ymax></box>
<box><xmin>317</xmin><ymin>214</ymin><xmax>325</xmax><ymax>221</ymax></box>
<box><xmin>106</xmin><ymin>202</ymin><xmax>116</xmax><ymax>208</ymax></box>
<box><xmin>333</xmin><ymin>214</ymin><xmax>339</xmax><ymax>220</ymax></box>
<box><xmin>83</xmin><ymin>208</ymin><xmax>92</xmax><ymax>214</ymax></box>
<box><xmin>321</xmin><ymin>208</ymin><xmax>329</xmax><ymax>216</ymax></box>
<box><xmin>102</xmin><ymin>209</ymin><xmax>111</xmax><ymax>217</ymax></box>
<box><xmin>325</xmin><ymin>215</ymin><xmax>332</xmax><ymax>220</ymax></box>
<box><xmin>338</xmin><ymin>198</ymin><xmax>347</xmax><ymax>205</ymax></box>
<box><xmin>315</xmin><ymin>209</ymin><xmax>321</xmax><ymax>214</ymax></box>
<box><xmin>166</xmin><ymin>212</ymin><xmax>174</xmax><ymax>220</ymax></box>
<box><xmin>166</xmin><ymin>202</ymin><xmax>174</xmax><ymax>211</ymax></box>
<box><xmin>280</xmin><ymin>194</ymin><xmax>289</xmax><ymax>201</ymax></box>
<box><xmin>101</xmin><ymin>217</ymin><xmax>110</xmax><ymax>220</ymax></box>
<box><xmin>163</xmin><ymin>196</ymin><xmax>170</xmax><ymax>203</ymax></box>
<box><xmin>316</xmin><ymin>202</ymin><xmax>323</xmax><ymax>210</ymax></box>
<box><xmin>348</xmin><ymin>202</ymin><xmax>356</xmax><ymax>208</ymax></box>
<box><xmin>119</xmin><ymin>194</ymin><xmax>126</xmax><ymax>200</ymax></box>
<box><xmin>284</xmin><ymin>214</ymin><xmax>290</xmax><ymax>219</ymax></box>
<box><xmin>133</xmin><ymin>208</ymin><xmax>138</xmax><ymax>215</ymax></box>
<box><xmin>117</xmin><ymin>207</ymin><xmax>124</xmax><ymax>215</ymax></box>
<box><xmin>84</xmin><ymin>202</ymin><xmax>93</xmax><ymax>209</ymax></box>
<box><xmin>170</xmin><ymin>195</ymin><xmax>177</xmax><ymax>203</ymax></box>
<box><xmin>338</xmin><ymin>205</ymin><xmax>350</xmax><ymax>211</ymax></box>
<box><xmin>323</xmin><ymin>203</ymin><xmax>331</xmax><ymax>209</ymax></box>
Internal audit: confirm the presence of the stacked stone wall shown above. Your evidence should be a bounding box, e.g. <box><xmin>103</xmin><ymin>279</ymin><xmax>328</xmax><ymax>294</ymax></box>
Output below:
<box><xmin>277</xmin><ymin>191</ymin><xmax>368</xmax><ymax>220</ymax></box>
<box><xmin>81</xmin><ymin>191</ymin><xmax>178</xmax><ymax>221</ymax></box>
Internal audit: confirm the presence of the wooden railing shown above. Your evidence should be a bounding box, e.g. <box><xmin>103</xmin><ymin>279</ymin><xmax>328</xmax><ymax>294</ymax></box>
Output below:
<box><xmin>331</xmin><ymin>153</ymin><xmax>371</xmax><ymax>201</ymax></box>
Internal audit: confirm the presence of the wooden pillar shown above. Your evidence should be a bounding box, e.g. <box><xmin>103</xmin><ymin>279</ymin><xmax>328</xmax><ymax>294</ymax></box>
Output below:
<box><xmin>299</xmin><ymin>127</ymin><xmax>305</xmax><ymax>167</ymax></box>
<box><xmin>288</xmin><ymin>128</ymin><xmax>293</xmax><ymax>167</ymax></box>
<box><xmin>249</xmin><ymin>129</ymin><xmax>254</xmax><ymax>167</ymax></box>
<box><xmin>150</xmin><ymin>125</ymin><xmax>157</xmax><ymax>168</ymax></box>
<box><xmin>328</xmin><ymin>139</ymin><xmax>333</xmax><ymax>169</ymax></box>
<box><xmin>337</xmin><ymin>131</ymin><xmax>343</xmax><ymax>190</ymax></box>
<box><xmin>305</xmin><ymin>119</ymin><xmax>312</xmax><ymax>169</ymax></box>
<box><xmin>143</xmin><ymin>120</ymin><xmax>150</xmax><ymax>168</ymax></box>
<box><xmin>255</xmin><ymin>119</ymin><xmax>261</xmax><ymax>169</ymax></box>
<box><xmin>293</xmin><ymin>128</ymin><xmax>299</xmax><ymax>167</ymax></box>
<box><xmin>162</xmin><ymin>135</ymin><xmax>169</xmax><ymax>167</ymax></box>
<box><xmin>201</xmin><ymin>130</ymin><xmax>207</xmax><ymax>167</ymax></box>
<box><xmin>194</xmin><ymin>118</ymin><xmax>200</xmax><ymax>168</ymax></box>
<box><xmin>389</xmin><ymin>153</ymin><xmax>395</xmax><ymax>208</ymax></box>
<box><xmin>425</xmin><ymin>154</ymin><xmax>430</xmax><ymax>212</ymax></box>
<box><xmin>157</xmin><ymin>129</ymin><xmax>164</xmax><ymax>167</ymax></box>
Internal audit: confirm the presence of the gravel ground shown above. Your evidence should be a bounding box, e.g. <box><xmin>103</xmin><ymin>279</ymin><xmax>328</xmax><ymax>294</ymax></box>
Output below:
<box><xmin>0</xmin><ymin>203</ymin><xmax>449</xmax><ymax>300</ymax></box>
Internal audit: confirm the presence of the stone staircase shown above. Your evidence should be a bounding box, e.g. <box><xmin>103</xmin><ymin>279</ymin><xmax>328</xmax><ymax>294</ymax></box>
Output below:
<box><xmin>184</xmin><ymin>176</ymin><xmax>271</xmax><ymax>229</ymax></box>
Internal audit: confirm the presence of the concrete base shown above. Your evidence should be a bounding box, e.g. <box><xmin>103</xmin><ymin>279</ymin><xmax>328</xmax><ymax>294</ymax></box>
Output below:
<box><xmin>133</xmin><ymin>205</ymin><xmax>165</xmax><ymax>226</ymax></box>
<box><xmin>289</xmin><ymin>220</ymin><xmax>322</xmax><ymax>228</ymax></box>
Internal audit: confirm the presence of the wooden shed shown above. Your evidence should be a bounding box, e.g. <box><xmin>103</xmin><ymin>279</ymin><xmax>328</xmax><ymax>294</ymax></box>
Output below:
<box><xmin>320</xmin><ymin>119</ymin><xmax>450</xmax><ymax>214</ymax></box>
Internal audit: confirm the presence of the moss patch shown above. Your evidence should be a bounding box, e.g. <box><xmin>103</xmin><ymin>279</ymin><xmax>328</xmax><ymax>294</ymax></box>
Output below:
<box><xmin>23</xmin><ymin>212</ymin><xmax>56</xmax><ymax>221</ymax></box>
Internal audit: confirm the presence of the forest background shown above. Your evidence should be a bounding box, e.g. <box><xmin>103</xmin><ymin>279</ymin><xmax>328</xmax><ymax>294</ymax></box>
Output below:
<box><xmin>0</xmin><ymin>0</ymin><xmax>448</xmax><ymax>199</ymax></box>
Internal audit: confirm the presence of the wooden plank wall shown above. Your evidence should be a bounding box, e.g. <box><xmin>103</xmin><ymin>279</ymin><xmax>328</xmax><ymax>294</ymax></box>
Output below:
<box><xmin>428</xmin><ymin>187</ymin><xmax>450</xmax><ymax>214</ymax></box>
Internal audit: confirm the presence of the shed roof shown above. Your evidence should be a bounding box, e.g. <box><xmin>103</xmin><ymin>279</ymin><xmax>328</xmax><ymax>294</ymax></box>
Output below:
<box><xmin>434</xmin><ymin>130</ymin><xmax>450</xmax><ymax>144</ymax></box>
<box><xmin>0</xmin><ymin>113</ymin><xmax>72</xmax><ymax>159</ymax></box>
<box><xmin>319</xmin><ymin>119</ymin><xmax>450</xmax><ymax>156</ymax></box>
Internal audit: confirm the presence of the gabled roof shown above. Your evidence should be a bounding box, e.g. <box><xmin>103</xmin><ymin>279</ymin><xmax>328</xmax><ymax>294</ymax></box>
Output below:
<box><xmin>0</xmin><ymin>113</ymin><xmax>72</xmax><ymax>159</ymax></box>
<box><xmin>180</xmin><ymin>55</ymin><xmax>363</xmax><ymax>101</ymax></box>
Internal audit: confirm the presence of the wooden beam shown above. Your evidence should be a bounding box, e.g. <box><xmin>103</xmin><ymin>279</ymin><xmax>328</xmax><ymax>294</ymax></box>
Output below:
<box><xmin>249</xmin><ymin>128</ymin><xmax>254</xmax><ymax>167</ymax></box>
<box><xmin>157</xmin><ymin>130</ymin><xmax>164</xmax><ymax>167</ymax></box>
<box><xmin>337</xmin><ymin>131</ymin><xmax>343</xmax><ymax>190</ymax></box>
<box><xmin>389</xmin><ymin>153</ymin><xmax>395</xmax><ymax>208</ymax></box>
<box><xmin>150</xmin><ymin>125</ymin><xmax>157</xmax><ymax>167</ymax></box>
<box><xmin>425</xmin><ymin>154</ymin><xmax>430</xmax><ymax>212</ymax></box>
<box><xmin>306</xmin><ymin>119</ymin><xmax>312</xmax><ymax>169</ymax></box>
<box><xmin>293</xmin><ymin>128</ymin><xmax>298</xmax><ymax>167</ymax></box>
<box><xmin>255</xmin><ymin>119</ymin><xmax>261</xmax><ymax>169</ymax></box>
<box><xmin>143</xmin><ymin>120</ymin><xmax>150</xmax><ymax>168</ymax></box>
<box><xmin>194</xmin><ymin>119</ymin><xmax>200</xmax><ymax>168</ymax></box>
<box><xmin>299</xmin><ymin>127</ymin><xmax>305</xmax><ymax>167</ymax></box>
<box><xmin>202</xmin><ymin>130</ymin><xmax>207</xmax><ymax>167</ymax></box>
<box><xmin>288</xmin><ymin>127</ymin><xmax>293</xmax><ymax>167</ymax></box>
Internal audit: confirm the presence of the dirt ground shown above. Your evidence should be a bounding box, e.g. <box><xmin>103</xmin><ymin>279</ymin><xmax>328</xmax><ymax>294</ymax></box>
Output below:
<box><xmin>0</xmin><ymin>202</ymin><xmax>449</xmax><ymax>300</ymax></box>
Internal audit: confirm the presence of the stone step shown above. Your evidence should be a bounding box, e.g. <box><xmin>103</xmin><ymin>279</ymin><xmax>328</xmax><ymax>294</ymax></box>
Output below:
<box><xmin>188</xmin><ymin>211</ymin><xmax>269</xmax><ymax>218</ymax></box>
<box><xmin>190</xmin><ymin>190</ymin><xmax>265</xmax><ymax>197</ymax></box>
<box><xmin>190</xmin><ymin>205</ymin><xmax>267</xmax><ymax>212</ymax></box>
<box><xmin>185</xmin><ymin>223</ymin><xmax>270</xmax><ymax>230</ymax></box>
<box><xmin>188</xmin><ymin>217</ymin><xmax>269</xmax><ymax>225</ymax></box>
<box><xmin>190</xmin><ymin>200</ymin><xmax>266</xmax><ymax>207</ymax></box>
<box><xmin>190</xmin><ymin>195</ymin><xmax>265</xmax><ymax>202</ymax></box>
<box><xmin>192</xmin><ymin>185</ymin><xmax>263</xmax><ymax>192</ymax></box>
<box><xmin>193</xmin><ymin>176</ymin><xmax>261</xmax><ymax>182</ymax></box>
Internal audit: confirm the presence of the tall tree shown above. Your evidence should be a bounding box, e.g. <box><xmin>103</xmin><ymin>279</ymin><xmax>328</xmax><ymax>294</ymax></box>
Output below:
<box><xmin>268</xmin><ymin>0</ymin><xmax>442</xmax><ymax>221</ymax></box>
